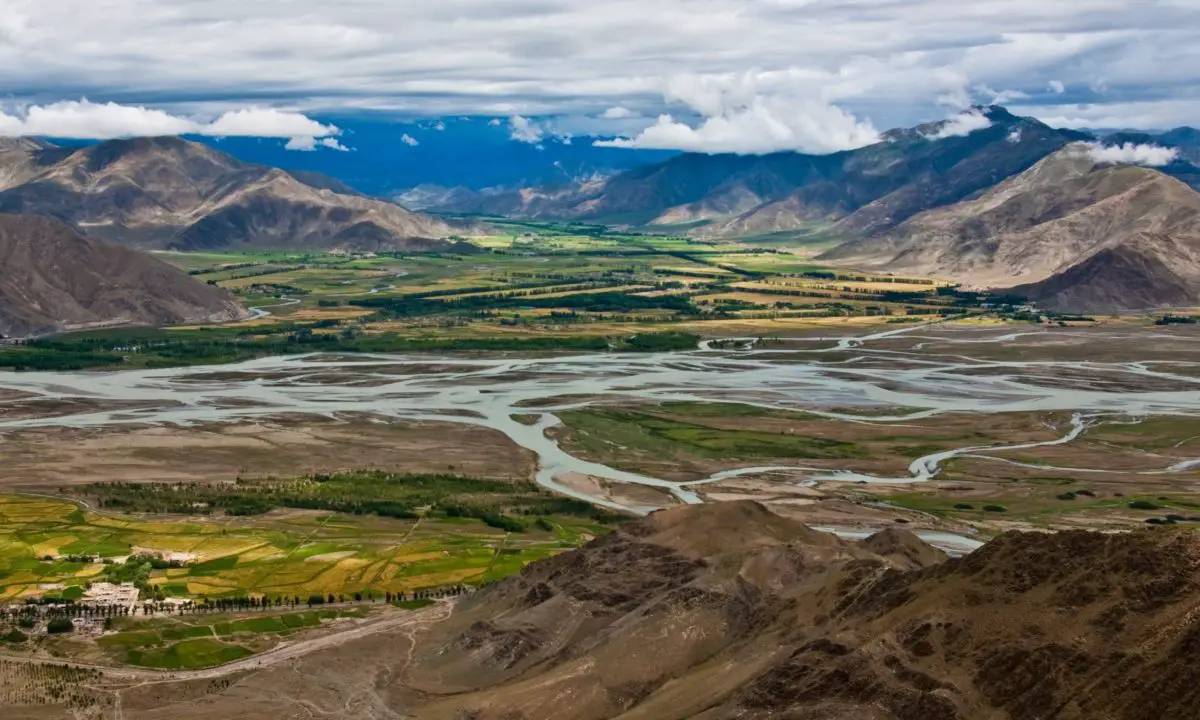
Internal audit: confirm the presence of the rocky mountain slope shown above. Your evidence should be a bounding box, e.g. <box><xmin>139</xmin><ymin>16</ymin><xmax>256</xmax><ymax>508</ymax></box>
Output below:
<box><xmin>822</xmin><ymin>144</ymin><xmax>1200</xmax><ymax>312</ymax></box>
<box><xmin>0</xmin><ymin>213</ymin><xmax>246</xmax><ymax>337</ymax></box>
<box><xmin>414</xmin><ymin>107</ymin><xmax>1091</xmax><ymax>235</ymax></box>
<box><xmin>0</xmin><ymin>137</ymin><xmax>455</xmax><ymax>251</ymax></box>
<box><xmin>398</xmin><ymin>501</ymin><xmax>1200</xmax><ymax>719</ymax></box>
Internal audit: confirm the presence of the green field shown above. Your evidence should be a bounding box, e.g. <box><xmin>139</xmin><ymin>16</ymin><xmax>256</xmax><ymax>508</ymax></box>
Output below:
<box><xmin>94</xmin><ymin>609</ymin><xmax>368</xmax><ymax>669</ymax></box>
<box><xmin>0</xmin><ymin>221</ymin><xmax>1029</xmax><ymax>372</ymax></box>
<box><xmin>0</xmin><ymin>491</ymin><xmax>607</xmax><ymax>603</ymax></box>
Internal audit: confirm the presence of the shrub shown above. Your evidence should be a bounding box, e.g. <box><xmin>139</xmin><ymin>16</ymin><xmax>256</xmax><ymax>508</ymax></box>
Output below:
<box><xmin>953</xmin><ymin>503</ymin><xmax>975</xmax><ymax>510</ymax></box>
<box><xmin>1056</xmin><ymin>492</ymin><xmax>1077</xmax><ymax>501</ymax></box>
<box><xmin>1128</xmin><ymin>501</ymin><xmax>1160</xmax><ymax>511</ymax></box>
<box><xmin>2</xmin><ymin>629</ymin><xmax>27</xmax><ymax>643</ymax></box>
<box><xmin>17</xmin><ymin>618</ymin><xmax>34</xmax><ymax>629</ymax></box>
<box><xmin>982</xmin><ymin>505</ymin><xmax>1008</xmax><ymax>513</ymax></box>
<box><xmin>46</xmin><ymin>618</ymin><xmax>74</xmax><ymax>634</ymax></box>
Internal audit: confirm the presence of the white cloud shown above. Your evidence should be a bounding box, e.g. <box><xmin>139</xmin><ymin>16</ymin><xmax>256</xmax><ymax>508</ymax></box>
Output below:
<box><xmin>509</xmin><ymin>115</ymin><xmax>545</xmax><ymax>143</ymax></box>
<box><xmin>284</xmin><ymin>136</ymin><xmax>315</xmax><ymax>151</ymax></box>
<box><xmin>977</xmin><ymin>85</ymin><xmax>1028</xmax><ymax>105</ymax></box>
<box><xmin>595</xmin><ymin>74</ymin><xmax>879</xmax><ymax>154</ymax></box>
<box><xmin>0</xmin><ymin>99</ymin><xmax>342</xmax><ymax>150</ymax></box>
<box><xmin>1048</xmin><ymin>80</ymin><xmax>1066</xmax><ymax>94</ymax></box>
<box><xmin>433</xmin><ymin>121</ymin><xmax>445</xmax><ymax>131</ymax></box>
<box><xmin>602</xmin><ymin>106</ymin><xmax>634</xmax><ymax>120</ymax></box>
<box><xmin>487</xmin><ymin>118</ymin><xmax>502</xmax><ymax>126</ymax></box>
<box><xmin>204</xmin><ymin>108</ymin><xmax>337</xmax><ymax>138</ymax></box>
<box><xmin>400</xmin><ymin>133</ymin><xmax>419</xmax><ymax>146</ymax></box>
<box><xmin>1007</xmin><ymin>128</ymin><xmax>1023</xmax><ymax>144</ymax></box>
<box><xmin>319</xmin><ymin>137</ymin><xmax>350</xmax><ymax>151</ymax></box>
<box><xmin>923</xmin><ymin>109</ymin><xmax>993</xmax><ymax>140</ymax></box>
<box><xmin>1084</xmin><ymin>142</ymin><xmax>1178</xmax><ymax>167</ymax></box>
<box><xmin>2</xmin><ymin>2</ymin><xmax>1200</xmax><ymax>139</ymax></box>
<box><xmin>0</xmin><ymin>100</ymin><xmax>196</xmax><ymax>138</ymax></box>
<box><xmin>1019</xmin><ymin>99</ymin><xmax>1200</xmax><ymax>130</ymax></box>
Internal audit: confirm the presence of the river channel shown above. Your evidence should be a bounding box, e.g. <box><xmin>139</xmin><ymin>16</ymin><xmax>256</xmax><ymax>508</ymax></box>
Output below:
<box><xmin>2</xmin><ymin>323</ymin><xmax>1200</xmax><ymax>553</ymax></box>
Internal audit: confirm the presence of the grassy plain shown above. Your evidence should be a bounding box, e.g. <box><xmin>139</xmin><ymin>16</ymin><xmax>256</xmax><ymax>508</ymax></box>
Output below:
<box><xmin>0</xmin><ymin>221</ymin><xmax>1021</xmax><ymax>371</ymax></box>
<box><xmin>93</xmin><ymin>608</ymin><xmax>368</xmax><ymax>669</ymax></box>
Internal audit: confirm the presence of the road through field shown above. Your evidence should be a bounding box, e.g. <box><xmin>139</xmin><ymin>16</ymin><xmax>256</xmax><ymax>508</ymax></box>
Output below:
<box><xmin>0</xmin><ymin>601</ymin><xmax>454</xmax><ymax>683</ymax></box>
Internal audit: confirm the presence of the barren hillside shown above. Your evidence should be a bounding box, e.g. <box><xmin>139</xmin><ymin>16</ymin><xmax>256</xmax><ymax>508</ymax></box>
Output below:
<box><xmin>0</xmin><ymin>213</ymin><xmax>246</xmax><ymax>337</ymax></box>
<box><xmin>107</xmin><ymin>502</ymin><xmax>1200</xmax><ymax>719</ymax></box>
<box><xmin>823</xmin><ymin>144</ymin><xmax>1200</xmax><ymax>311</ymax></box>
<box><xmin>0</xmin><ymin>137</ymin><xmax>455</xmax><ymax>251</ymax></box>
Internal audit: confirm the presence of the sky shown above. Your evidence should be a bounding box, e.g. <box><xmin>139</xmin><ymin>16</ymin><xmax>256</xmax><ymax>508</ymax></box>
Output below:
<box><xmin>1</xmin><ymin>0</ymin><xmax>1198</xmax><ymax>155</ymax></box>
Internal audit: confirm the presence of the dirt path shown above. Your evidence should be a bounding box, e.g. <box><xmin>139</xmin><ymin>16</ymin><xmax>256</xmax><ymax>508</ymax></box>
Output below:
<box><xmin>0</xmin><ymin>601</ymin><xmax>455</xmax><ymax>684</ymax></box>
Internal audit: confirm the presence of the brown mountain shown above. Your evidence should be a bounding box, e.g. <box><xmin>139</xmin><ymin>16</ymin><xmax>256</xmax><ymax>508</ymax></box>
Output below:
<box><xmin>0</xmin><ymin>137</ymin><xmax>455</xmax><ymax>251</ymax></box>
<box><xmin>822</xmin><ymin>144</ymin><xmax>1200</xmax><ymax>312</ymax></box>
<box><xmin>97</xmin><ymin>501</ymin><xmax>1200</xmax><ymax>719</ymax></box>
<box><xmin>413</xmin><ymin>108</ymin><xmax>1091</xmax><ymax>236</ymax></box>
<box><xmin>0</xmin><ymin>213</ymin><xmax>246</xmax><ymax>338</ymax></box>
<box><xmin>396</xmin><ymin>501</ymin><xmax>1200</xmax><ymax>720</ymax></box>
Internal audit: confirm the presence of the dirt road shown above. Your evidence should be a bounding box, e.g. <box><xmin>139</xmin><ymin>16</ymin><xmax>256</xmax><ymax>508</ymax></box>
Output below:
<box><xmin>0</xmin><ymin>600</ymin><xmax>454</xmax><ymax>684</ymax></box>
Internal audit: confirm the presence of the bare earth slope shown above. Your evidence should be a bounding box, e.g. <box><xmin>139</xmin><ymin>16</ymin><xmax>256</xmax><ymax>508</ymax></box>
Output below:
<box><xmin>0</xmin><ymin>137</ymin><xmax>455</xmax><ymax>251</ymax></box>
<box><xmin>13</xmin><ymin>502</ymin><xmax>1200</xmax><ymax>718</ymax></box>
<box><xmin>823</xmin><ymin>144</ymin><xmax>1200</xmax><ymax>312</ymax></box>
<box><xmin>396</xmin><ymin>501</ymin><xmax>1200</xmax><ymax>720</ymax></box>
<box><xmin>0</xmin><ymin>213</ymin><xmax>246</xmax><ymax>337</ymax></box>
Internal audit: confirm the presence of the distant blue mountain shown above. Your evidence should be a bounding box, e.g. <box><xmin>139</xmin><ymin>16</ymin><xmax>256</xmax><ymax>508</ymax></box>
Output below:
<box><xmin>187</xmin><ymin>116</ymin><xmax>676</xmax><ymax>196</ymax></box>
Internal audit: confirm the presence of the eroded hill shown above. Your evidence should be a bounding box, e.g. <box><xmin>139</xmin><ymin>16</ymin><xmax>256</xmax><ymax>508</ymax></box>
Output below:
<box><xmin>90</xmin><ymin>501</ymin><xmax>1200</xmax><ymax>719</ymax></box>
<box><xmin>823</xmin><ymin>144</ymin><xmax>1200</xmax><ymax>311</ymax></box>
<box><xmin>0</xmin><ymin>137</ymin><xmax>455</xmax><ymax>251</ymax></box>
<box><xmin>0</xmin><ymin>213</ymin><xmax>246</xmax><ymax>337</ymax></box>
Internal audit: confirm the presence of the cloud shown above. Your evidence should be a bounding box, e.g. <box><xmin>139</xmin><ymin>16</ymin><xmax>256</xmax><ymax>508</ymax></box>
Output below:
<box><xmin>509</xmin><ymin>115</ymin><xmax>545</xmax><ymax>143</ymax></box>
<box><xmin>319</xmin><ymin>137</ymin><xmax>350</xmax><ymax>151</ymax></box>
<box><xmin>204</xmin><ymin>108</ymin><xmax>338</xmax><ymax>138</ymax></box>
<box><xmin>923</xmin><ymin>109</ymin><xmax>993</xmax><ymax>140</ymax></box>
<box><xmin>1048</xmin><ymin>80</ymin><xmax>1066</xmax><ymax>94</ymax></box>
<box><xmin>1084</xmin><ymin>142</ymin><xmax>1178</xmax><ymax>167</ymax></box>
<box><xmin>400</xmin><ymin>133</ymin><xmax>419</xmax><ymax>146</ymax></box>
<box><xmin>285</xmin><ymin>135</ymin><xmax>349</xmax><ymax>151</ymax></box>
<box><xmin>595</xmin><ymin>74</ymin><xmax>880</xmax><ymax>154</ymax></box>
<box><xmin>487</xmin><ymin>118</ymin><xmax>502</xmax><ymax>126</ymax></box>
<box><xmin>1018</xmin><ymin>99</ymin><xmax>1200</xmax><ymax>130</ymax></box>
<box><xmin>1007</xmin><ymin>128</ymin><xmax>1023</xmax><ymax>144</ymax></box>
<box><xmin>602</xmin><ymin>106</ymin><xmax>634</xmax><ymax>120</ymax></box>
<box><xmin>0</xmin><ymin>100</ymin><xmax>196</xmax><ymax>138</ymax></box>
<box><xmin>977</xmin><ymin>86</ymin><xmax>1029</xmax><ymax>105</ymax></box>
<box><xmin>3</xmin><ymin>2</ymin><xmax>1200</xmax><ymax>138</ymax></box>
<box><xmin>0</xmin><ymin>99</ymin><xmax>341</xmax><ymax>149</ymax></box>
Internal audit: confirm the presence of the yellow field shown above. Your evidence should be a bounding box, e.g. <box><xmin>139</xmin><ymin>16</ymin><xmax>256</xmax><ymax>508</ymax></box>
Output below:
<box><xmin>0</xmin><ymin>495</ymin><xmax>603</xmax><ymax>601</ymax></box>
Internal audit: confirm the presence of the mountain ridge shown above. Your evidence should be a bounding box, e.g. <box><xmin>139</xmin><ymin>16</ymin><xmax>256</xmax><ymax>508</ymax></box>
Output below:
<box><xmin>820</xmin><ymin>143</ymin><xmax>1200</xmax><ymax>311</ymax></box>
<box><xmin>0</xmin><ymin>136</ymin><xmax>457</xmax><ymax>251</ymax></box>
<box><xmin>0</xmin><ymin>213</ymin><xmax>246</xmax><ymax>338</ymax></box>
<box><xmin>392</xmin><ymin>501</ymin><xmax>1200</xmax><ymax>719</ymax></box>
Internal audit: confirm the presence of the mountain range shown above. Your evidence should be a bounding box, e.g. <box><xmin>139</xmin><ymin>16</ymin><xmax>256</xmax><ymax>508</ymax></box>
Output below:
<box><xmin>0</xmin><ymin>213</ymin><xmax>245</xmax><ymax>338</ymax></box>
<box><xmin>408</xmin><ymin>108</ymin><xmax>1096</xmax><ymax>227</ymax></box>
<box><xmin>392</xmin><ymin>501</ymin><xmax>1200</xmax><ymax>719</ymax></box>
<box><xmin>823</xmin><ymin>144</ymin><xmax>1200</xmax><ymax>312</ymax></box>
<box><xmin>407</xmin><ymin>107</ymin><xmax>1200</xmax><ymax>312</ymax></box>
<box><xmin>0</xmin><ymin>136</ymin><xmax>456</xmax><ymax>252</ymax></box>
<box><xmin>5</xmin><ymin>107</ymin><xmax>1200</xmax><ymax>314</ymax></box>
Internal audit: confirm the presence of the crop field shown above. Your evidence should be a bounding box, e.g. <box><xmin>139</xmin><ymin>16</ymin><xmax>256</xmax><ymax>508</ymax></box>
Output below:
<box><xmin>0</xmin><ymin>493</ymin><xmax>604</xmax><ymax>603</ymax></box>
<box><xmin>0</xmin><ymin>220</ymin><xmax>1044</xmax><ymax>371</ymax></box>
